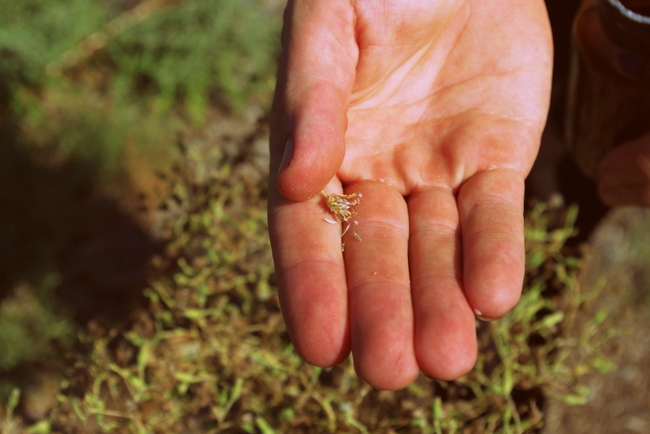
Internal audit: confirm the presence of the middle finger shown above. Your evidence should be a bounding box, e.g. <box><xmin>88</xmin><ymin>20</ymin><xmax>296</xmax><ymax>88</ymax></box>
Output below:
<box><xmin>341</xmin><ymin>180</ymin><xmax>419</xmax><ymax>390</ymax></box>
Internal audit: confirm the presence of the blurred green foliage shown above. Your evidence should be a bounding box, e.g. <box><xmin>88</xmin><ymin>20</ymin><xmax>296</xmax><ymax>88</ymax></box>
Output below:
<box><xmin>0</xmin><ymin>0</ymin><xmax>107</xmax><ymax>86</ymax></box>
<box><xmin>0</xmin><ymin>0</ymin><xmax>280</xmax><ymax>177</ymax></box>
<box><xmin>0</xmin><ymin>0</ymin><xmax>279</xmax><ymax>115</ymax></box>
<box><xmin>0</xmin><ymin>0</ymin><xmax>280</xmax><ymax>376</ymax></box>
<box><xmin>107</xmin><ymin>0</ymin><xmax>280</xmax><ymax>118</ymax></box>
<box><xmin>0</xmin><ymin>277</ymin><xmax>70</xmax><ymax>372</ymax></box>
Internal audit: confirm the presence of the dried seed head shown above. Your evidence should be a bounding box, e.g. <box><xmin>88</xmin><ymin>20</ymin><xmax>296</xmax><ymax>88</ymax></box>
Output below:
<box><xmin>321</xmin><ymin>192</ymin><xmax>361</xmax><ymax>222</ymax></box>
<box><xmin>322</xmin><ymin>191</ymin><xmax>363</xmax><ymax>250</ymax></box>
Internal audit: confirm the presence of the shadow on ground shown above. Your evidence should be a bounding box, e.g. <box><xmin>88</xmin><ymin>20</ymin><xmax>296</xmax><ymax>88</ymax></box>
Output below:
<box><xmin>0</xmin><ymin>112</ymin><xmax>161</xmax><ymax>325</ymax></box>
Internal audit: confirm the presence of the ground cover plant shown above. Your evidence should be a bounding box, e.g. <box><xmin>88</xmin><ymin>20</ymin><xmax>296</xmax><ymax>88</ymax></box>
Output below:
<box><xmin>0</xmin><ymin>143</ymin><xmax>613</xmax><ymax>433</ymax></box>
<box><xmin>0</xmin><ymin>0</ymin><xmax>615</xmax><ymax>432</ymax></box>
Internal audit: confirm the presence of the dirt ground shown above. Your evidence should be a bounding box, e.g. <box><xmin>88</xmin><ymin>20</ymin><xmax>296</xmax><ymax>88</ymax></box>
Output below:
<box><xmin>533</xmin><ymin>2</ymin><xmax>650</xmax><ymax>430</ymax></box>
<box><xmin>542</xmin><ymin>208</ymin><xmax>650</xmax><ymax>434</ymax></box>
<box><xmin>530</xmin><ymin>79</ymin><xmax>650</xmax><ymax>434</ymax></box>
<box><xmin>523</xmin><ymin>110</ymin><xmax>650</xmax><ymax>432</ymax></box>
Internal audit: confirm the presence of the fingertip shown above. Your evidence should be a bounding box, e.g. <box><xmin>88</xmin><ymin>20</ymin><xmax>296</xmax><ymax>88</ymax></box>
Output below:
<box><xmin>354</xmin><ymin>344</ymin><xmax>421</xmax><ymax>391</ymax></box>
<box><xmin>414</xmin><ymin>313</ymin><xmax>478</xmax><ymax>381</ymax></box>
<box><xmin>458</xmin><ymin>202</ymin><xmax>525</xmax><ymax>318</ymax></box>
<box><xmin>424</xmin><ymin>346</ymin><xmax>477</xmax><ymax>382</ymax></box>
<box><xmin>465</xmin><ymin>261</ymin><xmax>524</xmax><ymax>319</ymax></box>
<box><xmin>417</xmin><ymin>345</ymin><xmax>477</xmax><ymax>382</ymax></box>
<box><xmin>280</xmin><ymin>290</ymin><xmax>351</xmax><ymax>368</ymax></box>
<box><xmin>349</xmin><ymin>290</ymin><xmax>421</xmax><ymax>390</ymax></box>
<box><xmin>361</xmin><ymin>369</ymin><xmax>421</xmax><ymax>392</ymax></box>
<box><xmin>276</xmin><ymin>264</ymin><xmax>351</xmax><ymax>367</ymax></box>
<box><xmin>276</xmin><ymin>150</ymin><xmax>339</xmax><ymax>202</ymax></box>
<box><xmin>274</xmin><ymin>84</ymin><xmax>348</xmax><ymax>201</ymax></box>
<box><xmin>291</xmin><ymin>332</ymin><xmax>351</xmax><ymax>368</ymax></box>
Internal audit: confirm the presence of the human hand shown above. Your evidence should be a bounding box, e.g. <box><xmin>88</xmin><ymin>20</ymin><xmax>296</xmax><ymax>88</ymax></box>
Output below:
<box><xmin>598</xmin><ymin>132</ymin><xmax>650</xmax><ymax>206</ymax></box>
<box><xmin>268</xmin><ymin>0</ymin><xmax>553</xmax><ymax>390</ymax></box>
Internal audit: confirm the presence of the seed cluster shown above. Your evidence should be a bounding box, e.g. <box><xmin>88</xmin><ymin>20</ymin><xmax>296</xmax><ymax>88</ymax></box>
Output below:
<box><xmin>321</xmin><ymin>191</ymin><xmax>362</xmax><ymax>250</ymax></box>
<box><xmin>321</xmin><ymin>192</ymin><xmax>361</xmax><ymax>222</ymax></box>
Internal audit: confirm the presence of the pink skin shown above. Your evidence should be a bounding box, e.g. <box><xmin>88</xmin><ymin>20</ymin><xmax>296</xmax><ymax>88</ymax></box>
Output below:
<box><xmin>269</xmin><ymin>0</ymin><xmax>553</xmax><ymax>390</ymax></box>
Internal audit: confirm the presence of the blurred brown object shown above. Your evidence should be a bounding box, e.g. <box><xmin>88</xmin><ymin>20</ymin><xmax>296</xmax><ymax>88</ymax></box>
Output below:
<box><xmin>565</xmin><ymin>0</ymin><xmax>650</xmax><ymax>178</ymax></box>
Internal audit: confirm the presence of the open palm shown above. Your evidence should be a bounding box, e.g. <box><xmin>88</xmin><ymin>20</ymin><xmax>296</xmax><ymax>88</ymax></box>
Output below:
<box><xmin>269</xmin><ymin>0</ymin><xmax>553</xmax><ymax>390</ymax></box>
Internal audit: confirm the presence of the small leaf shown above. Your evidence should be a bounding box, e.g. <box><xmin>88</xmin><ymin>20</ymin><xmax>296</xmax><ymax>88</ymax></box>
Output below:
<box><xmin>539</xmin><ymin>311</ymin><xmax>564</xmax><ymax>329</ymax></box>
<box><xmin>256</xmin><ymin>416</ymin><xmax>276</xmax><ymax>434</ymax></box>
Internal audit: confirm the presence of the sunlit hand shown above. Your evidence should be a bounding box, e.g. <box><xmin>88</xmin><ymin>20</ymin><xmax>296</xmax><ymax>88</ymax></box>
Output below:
<box><xmin>598</xmin><ymin>132</ymin><xmax>650</xmax><ymax>206</ymax></box>
<box><xmin>268</xmin><ymin>0</ymin><xmax>553</xmax><ymax>390</ymax></box>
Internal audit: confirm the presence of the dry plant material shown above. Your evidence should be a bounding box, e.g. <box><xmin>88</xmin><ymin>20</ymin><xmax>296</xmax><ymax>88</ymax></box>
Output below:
<box><xmin>321</xmin><ymin>191</ymin><xmax>362</xmax><ymax>250</ymax></box>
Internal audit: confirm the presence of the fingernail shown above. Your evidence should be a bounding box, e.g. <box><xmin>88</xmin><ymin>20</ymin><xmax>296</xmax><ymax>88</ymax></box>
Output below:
<box><xmin>474</xmin><ymin>308</ymin><xmax>497</xmax><ymax>322</ymax></box>
<box><xmin>278</xmin><ymin>137</ymin><xmax>294</xmax><ymax>175</ymax></box>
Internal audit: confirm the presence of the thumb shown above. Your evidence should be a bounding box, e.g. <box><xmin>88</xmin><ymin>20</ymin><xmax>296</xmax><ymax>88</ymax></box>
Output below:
<box><xmin>270</xmin><ymin>0</ymin><xmax>357</xmax><ymax>202</ymax></box>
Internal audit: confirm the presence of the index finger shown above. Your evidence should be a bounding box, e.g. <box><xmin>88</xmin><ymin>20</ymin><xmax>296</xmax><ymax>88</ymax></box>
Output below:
<box><xmin>268</xmin><ymin>186</ymin><xmax>350</xmax><ymax>367</ymax></box>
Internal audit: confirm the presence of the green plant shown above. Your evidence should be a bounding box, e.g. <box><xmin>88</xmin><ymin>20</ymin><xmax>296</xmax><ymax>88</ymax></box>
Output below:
<box><xmin>0</xmin><ymin>140</ymin><xmax>614</xmax><ymax>433</ymax></box>
<box><xmin>0</xmin><ymin>0</ymin><xmax>108</xmax><ymax>88</ymax></box>
<box><xmin>105</xmin><ymin>0</ymin><xmax>280</xmax><ymax>121</ymax></box>
<box><xmin>0</xmin><ymin>276</ymin><xmax>71</xmax><ymax>373</ymax></box>
<box><xmin>0</xmin><ymin>0</ymin><xmax>279</xmax><ymax>114</ymax></box>
<box><xmin>1</xmin><ymin>0</ymin><xmax>280</xmax><ymax>182</ymax></box>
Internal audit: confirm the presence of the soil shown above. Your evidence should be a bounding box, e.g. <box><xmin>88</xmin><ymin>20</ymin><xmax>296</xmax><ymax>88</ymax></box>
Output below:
<box><xmin>542</xmin><ymin>208</ymin><xmax>650</xmax><ymax>434</ymax></box>
<box><xmin>534</xmin><ymin>2</ymin><xmax>650</xmax><ymax>431</ymax></box>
